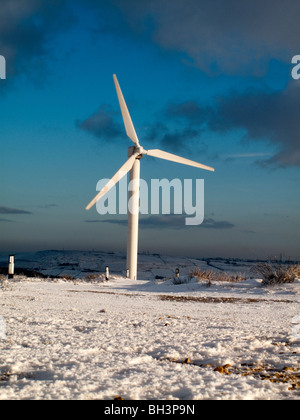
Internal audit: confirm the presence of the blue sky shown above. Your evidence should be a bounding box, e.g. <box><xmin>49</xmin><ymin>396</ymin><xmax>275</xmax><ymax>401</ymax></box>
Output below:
<box><xmin>0</xmin><ymin>0</ymin><xmax>299</xmax><ymax>259</ymax></box>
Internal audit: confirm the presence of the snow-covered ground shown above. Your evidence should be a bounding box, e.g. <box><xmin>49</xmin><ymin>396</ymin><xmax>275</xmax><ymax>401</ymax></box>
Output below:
<box><xmin>0</xmin><ymin>251</ymin><xmax>299</xmax><ymax>400</ymax></box>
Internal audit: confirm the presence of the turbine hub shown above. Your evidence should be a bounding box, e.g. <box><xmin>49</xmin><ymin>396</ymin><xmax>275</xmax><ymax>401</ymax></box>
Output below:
<box><xmin>128</xmin><ymin>145</ymin><xmax>145</xmax><ymax>159</ymax></box>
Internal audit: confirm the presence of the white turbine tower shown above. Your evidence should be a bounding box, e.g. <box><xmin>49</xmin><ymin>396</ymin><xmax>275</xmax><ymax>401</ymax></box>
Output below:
<box><xmin>86</xmin><ymin>75</ymin><xmax>215</xmax><ymax>280</ymax></box>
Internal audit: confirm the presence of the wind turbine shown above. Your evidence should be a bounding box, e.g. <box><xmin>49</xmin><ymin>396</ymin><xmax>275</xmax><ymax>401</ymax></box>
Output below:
<box><xmin>86</xmin><ymin>75</ymin><xmax>215</xmax><ymax>280</ymax></box>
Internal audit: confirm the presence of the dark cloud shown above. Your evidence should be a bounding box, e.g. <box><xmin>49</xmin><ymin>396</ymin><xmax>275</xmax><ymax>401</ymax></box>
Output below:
<box><xmin>141</xmin><ymin>105</ymin><xmax>207</xmax><ymax>152</ymax></box>
<box><xmin>140</xmin><ymin>215</ymin><xmax>235</xmax><ymax>229</ymax></box>
<box><xmin>76</xmin><ymin>105</ymin><xmax>123</xmax><ymax>141</ymax></box>
<box><xmin>85</xmin><ymin>215</ymin><xmax>185</xmax><ymax>229</ymax></box>
<box><xmin>85</xmin><ymin>218</ymin><xmax>127</xmax><ymax>225</ymax></box>
<box><xmin>158</xmin><ymin>101</ymin><xmax>214</xmax><ymax>152</ymax></box>
<box><xmin>79</xmin><ymin>82</ymin><xmax>300</xmax><ymax>167</ymax></box>
<box><xmin>209</xmin><ymin>83</ymin><xmax>300</xmax><ymax>167</ymax></box>
<box><xmin>242</xmin><ymin>229</ymin><xmax>256</xmax><ymax>234</ymax></box>
<box><xmin>111</xmin><ymin>0</ymin><xmax>300</xmax><ymax>75</ymax></box>
<box><xmin>37</xmin><ymin>204</ymin><xmax>58</xmax><ymax>209</ymax></box>
<box><xmin>160</xmin><ymin>127</ymin><xmax>200</xmax><ymax>152</ymax></box>
<box><xmin>201</xmin><ymin>218</ymin><xmax>234</xmax><ymax>229</ymax></box>
<box><xmin>140</xmin><ymin>215</ymin><xmax>185</xmax><ymax>229</ymax></box>
<box><xmin>78</xmin><ymin>104</ymin><xmax>202</xmax><ymax>151</ymax></box>
<box><xmin>0</xmin><ymin>0</ymin><xmax>74</xmax><ymax>84</ymax></box>
<box><xmin>0</xmin><ymin>218</ymin><xmax>13</xmax><ymax>223</ymax></box>
<box><xmin>164</xmin><ymin>82</ymin><xmax>300</xmax><ymax>168</ymax></box>
<box><xmin>166</xmin><ymin>101</ymin><xmax>212</xmax><ymax>124</ymax></box>
<box><xmin>2</xmin><ymin>0</ymin><xmax>299</xmax><ymax>84</ymax></box>
<box><xmin>86</xmin><ymin>215</ymin><xmax>234</xmax><ymax>230</ymax></box>
<box><xmin>0</xmin><ymin>206</ymin><xmax>32</xmax><ymax>215</ymax></box>
<box><xmin>5</xmin><ymin>0</ymin><xmax>297</xmax><ymax>167</ymax></box>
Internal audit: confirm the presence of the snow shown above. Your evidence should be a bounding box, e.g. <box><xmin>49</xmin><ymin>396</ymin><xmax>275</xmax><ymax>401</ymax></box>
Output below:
<box><xmin>0</xmin><ymin>251</ymin><xmax>299</xmax><ymax>400</ymax></box>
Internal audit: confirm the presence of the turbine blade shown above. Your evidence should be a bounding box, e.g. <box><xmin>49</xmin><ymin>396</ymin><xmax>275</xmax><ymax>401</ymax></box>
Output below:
<box><xmin>146</xmin><ymin>149</ymin><xmax>215</xmax><ymax>172</ymax></box>
<box><xmin>86</xmin><ymin>153</ymin><xmax>138</xmax><ymax>210</ymax></box>
<box><xmin>113</xmin><ymin>74</ymin><xmax>140</xmax><ymax>146</ymax></box>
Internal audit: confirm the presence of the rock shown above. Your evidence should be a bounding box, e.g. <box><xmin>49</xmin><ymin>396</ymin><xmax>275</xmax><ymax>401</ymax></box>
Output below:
<box><xmin>214</xmin><ymin>365</ymin><xmax>231</xmax><ymax>375</ymax></box>
<box><xmin>214</xmin><ymin>366</ymin><xmax>226</xmax><ymax>374</ymax></box>
<box><xmin>283</xmin><ymin>366</ymin><xmax>294</xmax><ymax>372</ymax></box>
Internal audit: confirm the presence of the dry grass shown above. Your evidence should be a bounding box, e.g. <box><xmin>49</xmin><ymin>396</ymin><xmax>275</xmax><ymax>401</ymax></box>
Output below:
<box><xmin>291</xmin><ymin>264</ymin><xmax>300</xmax><ymax>278</ymax></box>
<box><xmin>0</xmin><ymin>274</ymin><xmax>8</xmax><ymax>291</ymax></box>
<box><xmin>189</xmin><ymin>268</ymin><xmax>245</xmax><ymax>284</ymax></box>
<box><xmin>250</xmin><ymin>262</ymin><xmax>299</xmax><ymax>286</ymax></box>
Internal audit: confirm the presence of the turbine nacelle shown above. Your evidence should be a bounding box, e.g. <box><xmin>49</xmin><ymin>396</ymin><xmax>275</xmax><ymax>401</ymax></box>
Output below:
<box><xmin>128</xmin><ymin>145</ymin><xmax>146</xmax><ymax>159</ymax></box>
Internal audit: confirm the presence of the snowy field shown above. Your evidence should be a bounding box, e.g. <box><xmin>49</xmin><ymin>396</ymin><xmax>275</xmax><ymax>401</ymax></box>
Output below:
<box><xmin>0</xmin><ymin>251</ymin><xmax>299</xmax><ymax>400</ymax></box>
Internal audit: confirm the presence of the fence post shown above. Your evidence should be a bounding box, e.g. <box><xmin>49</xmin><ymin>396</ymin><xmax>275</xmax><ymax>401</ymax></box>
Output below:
<box><xmin>105</xmin><ymin>266</ymin><xmax>110</xmax><ymax>281</ymax></box>
<box><xmin>0</xmin><ymin>55</ymin><xmax>6</xmax><ymax>80</ymax></box>
<box><xmin>8</xmin><ymin>255</ymin><xmax>14</xmax><ymax>279</ymax></box>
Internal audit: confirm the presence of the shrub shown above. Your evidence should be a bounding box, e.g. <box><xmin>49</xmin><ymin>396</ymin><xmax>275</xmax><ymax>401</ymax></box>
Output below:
<box><xmin>250</xmin><ymin>262</ymin><xmax>297</xmax><ymax>286</ymax></box>
<box><xmin>0</xmin><ymin>275</ymin><xmax>8</xmax><ymax>290</ymax></box>
<box><xmin>189</xmin><ymin>268</ymin><xmax>244</xmax><ymax>283</ymax></box>
<box><xmin>291</xmin><ymin>264</ymin><xmax>300</xmax><ymax>278</ymax></box>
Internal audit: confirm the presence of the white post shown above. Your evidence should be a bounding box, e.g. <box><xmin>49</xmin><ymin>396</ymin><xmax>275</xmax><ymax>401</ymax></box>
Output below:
<box><xmin>0</xmin><ymin>55</ymin><xmax>6</xmax><ymax>80</ymax></box>
<box><xmin>8</xmin><ymin>255</ymin><xmax>14</xmax><ymax>279</ymax></box>
<box><xmin>127</xmin><ymin>157</ymin><xmax>140</xmax><ymax>280</ymax></box>
<box><xmin>105</xmin><ymin>266</ymin><xmax>109</xmax><ymax>281</ymax></box>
